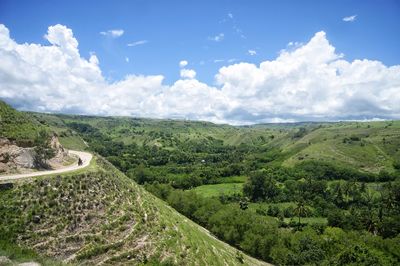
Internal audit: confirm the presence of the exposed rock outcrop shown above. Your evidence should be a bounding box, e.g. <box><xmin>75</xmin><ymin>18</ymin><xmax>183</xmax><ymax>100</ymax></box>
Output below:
<box><xmin>0</xmin><ymin>138</ymin><xmax>35</xmax><ymax>173</ymax></box>
<box><xmin>49</xmin><ymin>134</ymin><xmax>69</xmax><ymax>164</ymax></box>
<box><xmin>0</xmin><ymin>135</ymin><xmax>69</xmax><ymax>174</ymax></box>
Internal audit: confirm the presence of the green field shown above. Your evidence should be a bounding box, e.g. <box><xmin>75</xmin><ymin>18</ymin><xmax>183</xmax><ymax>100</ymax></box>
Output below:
<box><xmin>58</xmin><ymin>135</ymin><xmax>88</xmax><ymax>150</ymax></box>
<box><xmin>249</xmin><ymin>202</ymin><xmax>297</xmax><ymax>211</ymax></box>
<box><xmin>283</xmin><ymin>217</ymin><xmax>328</xmax><ymax>225</ymax></box>
<box><xmin>193</xmin><ymin>183</ymin><xmax>244</xmax><ymax>198</ymax></box>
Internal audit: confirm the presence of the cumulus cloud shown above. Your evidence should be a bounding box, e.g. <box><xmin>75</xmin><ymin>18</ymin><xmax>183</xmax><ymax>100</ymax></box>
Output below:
<box><xmin>127</xmin><ymin>40</ymin><xmax>147</xmax><ymax>47</ymax></box>
<box><xmin>180</xmin><ymin>69</ymin><xmax>196</xmax><ymax>79</ymax></box>
<box><xmin>208</xmin><ymin>33</ymin><xmax>224</xmax><ymax>42</ymax></box>
<box><xmin>0</xmin><ymin>24</ymin><xmax>104</xmax><ymax>113</ymax></box>
<box><xmin>100</xmin><ymin>29</ymin><xmax>124</xmax><ymax>38</ymax></box>
<box><xmin>343</xmin><ymin>15</ymin><xmax>357</xmax><ymax>22</ymax></box>
<box><xmin>179</xmin><ymin>60</ymin><xmax>188</xmax><ymax>68</ymax></box>
<box><xmin>0</xmin><ymin>24</ymin><xmax>399</xmax><ymax>124</ymax></box>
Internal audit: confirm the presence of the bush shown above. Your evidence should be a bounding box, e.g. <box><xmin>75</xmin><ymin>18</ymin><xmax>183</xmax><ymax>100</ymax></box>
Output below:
<box><xmin>33</xmin><ymin>130</ymin><xmax>55</xmax><ymax>169</ymax></box>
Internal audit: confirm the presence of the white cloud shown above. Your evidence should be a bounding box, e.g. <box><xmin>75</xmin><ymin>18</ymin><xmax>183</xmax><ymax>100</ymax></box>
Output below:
<box><xmin>248</xmin><ymin>50</ymin><xmax>257</xmax><ymax>56</ymax></box>
<box><xmin>127</xmin><ymin>40</ymin><xmax>148</xmax><ymax>47</ymax></box>
<box><xmin>89</xmin><ymin>52</ymin><xmax>99</xmax><ymax>65</ymax></box>
<box><xmin>288</xmin><ymin>41</ymin><xmax>301</xmax><ymax>47</ymax></box>
<box><xmin>179</xmin><ymin>60</ymin><xmax>188</xmax><ymax>68</ymax></box>
<box><xmin>125</xmin><ymin>57</ymin><xmax>129</xmax><ymax>63</ymax></box>
<box><xmin>208</xmin><ymin>33</ymin><xmax>224</xmax><ymax>42</ymax></box>
<box><xmin>343</xmin><ymin>15</ymin><xmax>357</xmax><ymax>22</ymax></box>
<box><xmin>228</xmin><ymin>13</ymin><xmax>233</xmax><ymax>19</ymax></box>
<box><xmin>1</xmin><ymin>24</ymin><xmax>399</xmax><ymax>125</ymax></box>
<box><xmin>214</xmin><ymin>59</ymin><xmax>224</xmax><ymax>63</ymax></box>
<box><xmin>100</xmin><ymin>29</ymin><xmax>124</xmax><ymax>38</ymax></box>
<box><xmin>0</xmin><ymin>24</ymin><xmax>104</xmax><ymax>113</ymax></box>
<box><xmin>180</xmin><ymin>69</ymin><xmax>196</xmax><ymax>79</ymax></box>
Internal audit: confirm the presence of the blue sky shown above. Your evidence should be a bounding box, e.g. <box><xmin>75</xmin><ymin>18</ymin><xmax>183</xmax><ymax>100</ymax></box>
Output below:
<box><xmin>1</xmin><ymin>0</ymin><xmax>399</xmax><ymax>84</ymax></box>
<box><xmin>0</xmin><ymin>0</ymin><xmax>399</xmax><ymax>124</ymax></box>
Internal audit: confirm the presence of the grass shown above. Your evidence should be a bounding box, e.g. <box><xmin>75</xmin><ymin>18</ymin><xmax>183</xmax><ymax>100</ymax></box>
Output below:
<box><xmin>0</xmin><ymin>240</ymin><xmax>64</xmax><ymax>266</ymax></box>
<box><xmin>58</xmin><ymin>135</ymin><xmax>87</xmax><ymax>150</ymax></box>
<box><xmin>0</xmin><ymin>155</ymin><xmax>267</xmax><ymax>265</ymax></box>
<box><xmin>282</xmin><ymin>121</ymin><xmax>400</xmax><ymax>173</ymax></box>
<box><xmin>193</xmin><ymin>183</ymin><xmax>244</xmax><ymax>198</ymax></box>
<box><xmin>248</xmin><ymin>202</ymin><xmax>297</xmax><ymax>212</ymax></box>
<box><xmin>216</xmin><ymin>175</ymin><xmax>247</xmax><ymax>183</ymax></box>
<box><xmin>283</xmin><ymin>217</ymin><xmax>328</xmax><ymax>225</ymax></box>
<box><xmin>0</xmin><ymin>100</ymin><xmax>46</xmax><ymax>146</ymax></box>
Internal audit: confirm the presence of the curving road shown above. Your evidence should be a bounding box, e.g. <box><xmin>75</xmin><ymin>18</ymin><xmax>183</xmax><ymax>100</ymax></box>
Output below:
<box><xmin>0</xmin><ymin>150</ymin><xmax>92</xmax><ymax>182</ymax></box>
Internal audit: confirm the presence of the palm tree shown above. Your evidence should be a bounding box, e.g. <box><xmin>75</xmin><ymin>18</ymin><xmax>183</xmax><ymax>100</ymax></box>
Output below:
<box><xmin>294</xmin><ymin>199</ymin><xmax>308</xmax><ymax>228</ymax></box>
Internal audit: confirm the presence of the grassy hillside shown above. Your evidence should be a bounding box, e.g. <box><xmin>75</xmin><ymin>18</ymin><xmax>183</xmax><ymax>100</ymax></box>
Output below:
<box><xmin>0</xmin><ymin>155</ymin><xmax>267</xmax><ymax>265</ymax></box>
<box><xmin>281</xmin><ymin>121</ymin><xmax>400</xmax><ymax>173</ymax></box>
<box><xmin>2</xmin><ymin>105</ymin><xmax>399</xmax><ymax>265</ymax></box>
<box><xmin>30</xmin><ymin>112</ymin><xmax>400</xmax><ymax>174</ymax></box>
<box><xmin>30</xmin><ymin>113</ymin><xmax>284</xmax><ymax>148</ymax></box>
<box><xmin>0</xmin><ymin>101</ymin><xmax>46</xmax><ymax>146</ymax></box>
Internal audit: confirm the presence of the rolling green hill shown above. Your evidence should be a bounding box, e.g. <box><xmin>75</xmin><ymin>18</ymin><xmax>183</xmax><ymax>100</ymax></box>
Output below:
<box><xmin>31</xmin><ymin>112</ymin><xmax>400</xmax><ymax>174</ymax></box>
<box><xmin>280</xmin><ymin>121</ymin><xmax>400</xmax><ymax>173</ymax></box>
<box><xmin>0</xmin><ymin>101</ymin><xmax>46</xmax><ymax>146</ymax></box>
<box><xmin>30</xmin><ymin>112</ymin><xmax>284</xmax><ymax>148</ymax></box>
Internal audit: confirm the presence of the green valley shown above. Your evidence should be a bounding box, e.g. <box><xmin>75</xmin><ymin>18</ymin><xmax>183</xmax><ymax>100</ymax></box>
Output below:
<box><xmin>1</xmin><ymin>101</ymin><xmax>399</xmax><ymax>265</ymax></box>
<box><xmin>2</xmin><ymin>2</ymin><xmax>400</xmax><ymax>265</ymax></box>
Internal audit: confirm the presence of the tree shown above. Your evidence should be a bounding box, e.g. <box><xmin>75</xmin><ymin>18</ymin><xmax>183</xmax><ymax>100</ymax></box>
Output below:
<box><xmin>243</xmin><ymin>171</ymin><xmax>266</xmax><ymax>201</ymax></box>
<box><xmin>131</xmin><ymin>164</ymin><xmax>154</xmax><ymax>184</ymax></box>
<box><xmin>294</xmin><ymin>199</ymin><xmax>308</xmax><ymax>228</ymax></box>
<box><xmin>239</xmin><ymin>197</ymin><xmax>249</xmax><ymax>210</ymax></box>
<box><xmin>33</xmin><ymin>130</ymin><xmax>55</xmax><ymax>169</ymax></box>
<box><xmin>243</xmin><ymin>171</ymin><xmax>278</xmax><ymax>201</ymax></box>
<box><xmin>327</xmin><ymin>209</ymin><xmax>346</xmax><ymax>228</ymax></box>
<box><xmin>334</xmin><ymin>244</ymin><xmax>391</xmax><ymax>266</ymax></box>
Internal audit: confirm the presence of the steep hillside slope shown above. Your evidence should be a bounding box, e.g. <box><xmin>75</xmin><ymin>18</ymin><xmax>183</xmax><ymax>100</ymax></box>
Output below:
<box><xmin>281</xmin><ymin>121</ymin><xmax>400</xmax><ymax>173</ymax></box>
<box><xmin>0</xmin><ymin>155</ymin><xmax>267</xmax><ymax>265</ymax></box>
<box><xmin>0</xmin><ymin>100</ymin><xmax>45</xmax><ymax>146</ymax></box>
<box><xmin>0</xmin><ymin>102</ymin><xmax>74</xmax><ymax>175</ymax></box>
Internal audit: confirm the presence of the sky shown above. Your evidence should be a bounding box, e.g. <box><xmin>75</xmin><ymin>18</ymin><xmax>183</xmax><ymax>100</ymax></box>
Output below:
<box><xmin>0</xmin><ymin>0</ymin><xmax>399</xmax><ymax>124</ymax></box>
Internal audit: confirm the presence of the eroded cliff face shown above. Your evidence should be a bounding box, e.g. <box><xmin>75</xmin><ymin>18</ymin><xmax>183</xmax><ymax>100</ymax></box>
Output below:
<box><xmin>0</xmin><ymin>138</ymin><xmax>35</xmax><ymax>173</ymax></box>
<box><xmin>0</xmin><ymin>135</ymin><xmax>70</xmax><ymax>174</ymax></box>
<box><xmin>49</xmin><ymin>134</ymin><xmax>69</xmax><ymax>164</ymax></box>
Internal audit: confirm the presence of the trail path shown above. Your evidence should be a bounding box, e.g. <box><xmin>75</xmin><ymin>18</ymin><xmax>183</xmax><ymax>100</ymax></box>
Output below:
<box><xmin>0</xmin><ymin>150</ymin><xmax>92</xmax><ymax>182</ymax></box>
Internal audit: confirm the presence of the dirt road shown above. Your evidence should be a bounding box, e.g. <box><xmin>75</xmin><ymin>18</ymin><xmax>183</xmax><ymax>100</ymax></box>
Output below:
<box><xmin>0</xmin><ymin>150</ymin><xmax>92</xmax><ymax>182</ymax></box>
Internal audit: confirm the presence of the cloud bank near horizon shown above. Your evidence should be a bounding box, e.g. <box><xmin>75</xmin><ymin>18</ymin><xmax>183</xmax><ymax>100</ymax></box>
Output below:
<box><xmin>0</xmin><ymin>24</ymin><xmax>399</xmax><ymax>125</ymax></box>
